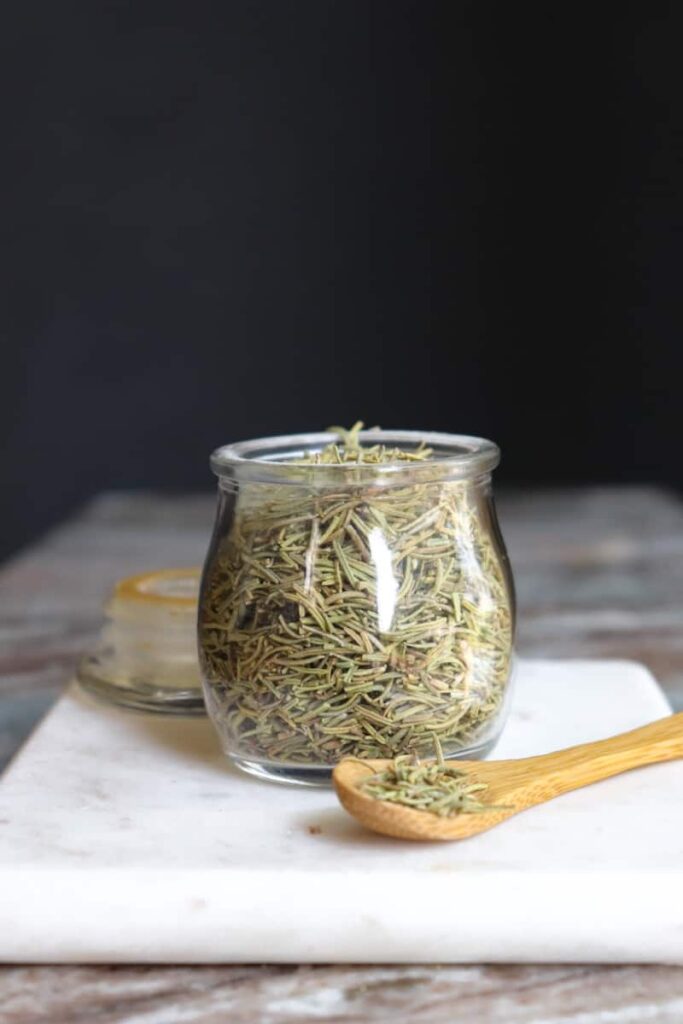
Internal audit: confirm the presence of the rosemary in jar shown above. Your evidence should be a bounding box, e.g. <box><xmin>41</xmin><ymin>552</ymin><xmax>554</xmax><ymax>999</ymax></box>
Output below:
<box><xmin>199</xmin><ymin>425</ymin><xmax>514</xmax><ymax>783</ymax></box>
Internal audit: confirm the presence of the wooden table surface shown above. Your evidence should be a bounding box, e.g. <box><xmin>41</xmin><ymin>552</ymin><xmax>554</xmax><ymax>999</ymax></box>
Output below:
<box><xmin>1</xmin><ymin>486</ymin><xmax>683</xmax><ymax>1023</ymax></box>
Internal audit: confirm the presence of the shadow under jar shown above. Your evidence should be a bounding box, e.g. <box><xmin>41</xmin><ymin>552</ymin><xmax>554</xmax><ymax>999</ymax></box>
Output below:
<box><xmin>198</xmin><ymin>430</ymin><xmax>516</xmax><ymax>785</ymax></box>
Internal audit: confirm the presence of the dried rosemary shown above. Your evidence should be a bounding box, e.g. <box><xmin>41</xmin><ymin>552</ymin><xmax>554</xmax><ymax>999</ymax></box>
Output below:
<box><xmin>357</xmin><ymin>744</ymin><xmax>491</xmax><ymax>817</ymax></box>
<box><xmin>199</xmin><ymin>423</ymin><xmax>512</xmax><ymax>767</ymax></box>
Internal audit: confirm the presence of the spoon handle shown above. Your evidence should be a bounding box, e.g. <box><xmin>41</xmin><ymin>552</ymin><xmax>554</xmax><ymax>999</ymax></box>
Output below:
<box><xmin>515</xmin><ymin>711</ymin><xmax>683</xmax><ymax>799</ymax></box>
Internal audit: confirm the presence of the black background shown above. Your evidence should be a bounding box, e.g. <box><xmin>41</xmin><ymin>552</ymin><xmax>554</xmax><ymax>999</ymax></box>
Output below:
<box><xmin>2</xmin><ymin>1</ymin><xmax>682</xmax><ymax>561</ymax></box>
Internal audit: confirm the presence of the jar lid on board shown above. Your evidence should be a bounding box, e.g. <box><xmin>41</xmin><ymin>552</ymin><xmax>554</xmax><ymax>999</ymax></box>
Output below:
<box><xmin>78</xmin><ymin>568</ymin><xmax>205</xmax><ymax>715</ymax></box>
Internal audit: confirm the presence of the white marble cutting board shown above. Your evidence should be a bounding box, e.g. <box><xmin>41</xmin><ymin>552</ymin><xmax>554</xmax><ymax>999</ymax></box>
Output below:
<box><xmin>1</xmin><ymin>659</ymin><xmax>681</xmax><ymax>964</ymax></box>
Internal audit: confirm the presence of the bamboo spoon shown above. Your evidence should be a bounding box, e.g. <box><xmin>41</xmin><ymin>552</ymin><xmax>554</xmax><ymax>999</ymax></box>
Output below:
<box><xmin>332</xmin><ymin>712</ymin><xmax>683</xmax><ymax>840</ymax></box>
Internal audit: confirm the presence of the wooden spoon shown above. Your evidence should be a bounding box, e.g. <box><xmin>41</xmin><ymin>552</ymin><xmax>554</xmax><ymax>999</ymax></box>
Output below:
<box><xmin>332</xmin><ymin>712</ymin><xmax>683</xmax><ymax>840</ymax></box>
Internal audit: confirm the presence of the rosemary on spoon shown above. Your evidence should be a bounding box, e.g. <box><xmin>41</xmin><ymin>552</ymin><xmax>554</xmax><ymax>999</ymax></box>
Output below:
<box><xmin>356</xmin><ymin>737</ymin><xmax>491</xmax><ymax>817</ymax></box>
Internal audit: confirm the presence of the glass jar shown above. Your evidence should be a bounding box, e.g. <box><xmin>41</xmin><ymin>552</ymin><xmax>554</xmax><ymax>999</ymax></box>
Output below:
<box><xmin>78</xmin><ymin>568</ymin><xmax>205</xmax><ymax>714</ymax></box>
<box><xmin>198</xmin><ymin>430</ymin><xmax>515</xmax><ymax>784</ymax></box>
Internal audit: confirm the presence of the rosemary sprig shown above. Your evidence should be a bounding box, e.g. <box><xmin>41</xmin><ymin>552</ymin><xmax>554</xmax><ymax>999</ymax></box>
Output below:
<box><xmin>199</xmin><ymin>424</ymin><xmax>512</xmax><ymax>766</ymax></box>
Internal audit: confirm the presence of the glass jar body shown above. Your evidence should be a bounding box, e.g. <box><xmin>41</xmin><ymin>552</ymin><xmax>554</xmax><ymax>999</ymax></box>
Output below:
<box><xmin>198</xmin><ymin>434</ymin><xmax>515</xmax><ymax>784</ymax></box>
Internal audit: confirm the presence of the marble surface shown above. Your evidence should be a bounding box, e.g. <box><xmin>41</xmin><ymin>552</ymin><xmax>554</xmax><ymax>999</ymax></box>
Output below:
<box><xmin>2</xmin><ymin>487</ymin><xmax>683</xmax><ymax>1020</ymax></box>
<box><xmin>1</xmin><ymin>658</ymin><xmax>679</xmax><ymax>964</ymax></box>
<box><xmin>4</xmin><ymin>963</ymin><xmax>683</xmax><ymax>1024</ymax></box>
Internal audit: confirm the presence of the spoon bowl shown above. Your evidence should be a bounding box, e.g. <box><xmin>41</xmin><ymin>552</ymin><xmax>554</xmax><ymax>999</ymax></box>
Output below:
<box><xmin>333</xmin><ymin>711</ymin><xmax>683</xmax><ymax>841</ymax></box>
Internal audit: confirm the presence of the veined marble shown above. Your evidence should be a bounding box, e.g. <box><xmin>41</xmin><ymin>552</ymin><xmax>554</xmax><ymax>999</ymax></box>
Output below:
<box><xmin>0</xmin><ymin>658</ymin><xmax>679</xmax><ymax>964</ymax></box>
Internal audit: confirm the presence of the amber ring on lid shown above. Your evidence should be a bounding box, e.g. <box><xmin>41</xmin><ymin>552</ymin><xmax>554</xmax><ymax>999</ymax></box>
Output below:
<box><xmin>78</xmin><ymin>568</ymin><xmax>205</xmax><ymax>715</ymax></box>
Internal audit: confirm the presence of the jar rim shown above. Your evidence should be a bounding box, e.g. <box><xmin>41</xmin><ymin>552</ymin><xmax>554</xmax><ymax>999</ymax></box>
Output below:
<box><xmin>210</xmin><ymin>430</ymin><xmax>500</xmax><ymax>484</ymax></box>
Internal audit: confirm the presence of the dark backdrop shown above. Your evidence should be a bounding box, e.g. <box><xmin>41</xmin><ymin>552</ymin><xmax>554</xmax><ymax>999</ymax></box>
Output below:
<box><xmin>2</xmin><ymin>1</ymin><xmax>682</xmax><ymax>561</ymax></box>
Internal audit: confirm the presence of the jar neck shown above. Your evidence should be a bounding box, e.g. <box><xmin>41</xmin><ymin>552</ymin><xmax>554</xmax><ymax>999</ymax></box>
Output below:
<box><xmin>211</xmin><ymin>430</ymin><xmax>500</xmax><ymax>489</ymax></box>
